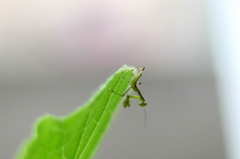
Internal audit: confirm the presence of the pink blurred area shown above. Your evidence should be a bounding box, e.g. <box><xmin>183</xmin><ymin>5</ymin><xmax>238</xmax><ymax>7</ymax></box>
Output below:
<box><xmin>0</xmin><ymin>0</ymin><xmax>210</xmax><ymax>86</ymax></box>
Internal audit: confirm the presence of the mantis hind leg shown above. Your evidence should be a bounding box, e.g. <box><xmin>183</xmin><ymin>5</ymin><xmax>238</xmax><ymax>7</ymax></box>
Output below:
<box><xmin>123</xmin><ymin>95</ymin><xmax>147</xmax><ymax>108</ymax></box>
<box><xmin>109</xmin><ymin>87</ymin><xmax>132</xmax><ymax>97</ymax></box>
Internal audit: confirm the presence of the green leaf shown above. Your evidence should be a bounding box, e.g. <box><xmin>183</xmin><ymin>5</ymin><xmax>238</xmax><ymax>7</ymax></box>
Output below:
<box><xmin>16</xmin><ymin>65</ymin><xmax>135</xmax><ymax>159</ymax></box>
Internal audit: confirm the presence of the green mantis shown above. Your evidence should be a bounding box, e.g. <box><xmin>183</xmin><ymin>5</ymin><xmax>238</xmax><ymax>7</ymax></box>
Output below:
<box><xmin>110</xmin><ymin>67</ymin><xmax>147</xmax><ymax>108</ymax></box>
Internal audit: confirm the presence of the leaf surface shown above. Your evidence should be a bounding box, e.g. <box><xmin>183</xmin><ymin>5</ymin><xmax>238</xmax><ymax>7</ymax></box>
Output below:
<box><xmin>17</xmin><ymin>65</ymin><xmax>135</xmax><ymax>159</ymax></box>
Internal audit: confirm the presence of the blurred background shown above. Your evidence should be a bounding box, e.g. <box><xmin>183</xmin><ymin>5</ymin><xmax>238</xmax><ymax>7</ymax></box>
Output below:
<box><xmin>1</xmin><ymin>0</ymin><xmax>239</xmax><ymax>158</ymax></box>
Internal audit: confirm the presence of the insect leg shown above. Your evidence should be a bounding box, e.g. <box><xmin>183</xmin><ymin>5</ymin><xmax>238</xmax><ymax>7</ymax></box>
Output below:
<box><xmin>109</xmin><ymin>87</ymin><xmax>132</xmax><ymax>97</ymax></box>
<box><xmin>123</xmin><ymin>95</ymin><xmax>147</xmax><ymax>107</ymax></box>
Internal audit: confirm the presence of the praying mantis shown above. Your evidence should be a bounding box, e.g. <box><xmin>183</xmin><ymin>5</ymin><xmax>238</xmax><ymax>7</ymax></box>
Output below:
<box><xmin>110</xmin><ymin>67</ymin><xmax>147</xmax><ymax>108</ymax></box>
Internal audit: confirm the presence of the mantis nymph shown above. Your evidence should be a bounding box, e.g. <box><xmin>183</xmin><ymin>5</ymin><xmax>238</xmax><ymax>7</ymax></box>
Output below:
<box><xmin>110</xmin><ymin>67</ymin><xmax>147</xmax><ymax>108</ymax></box>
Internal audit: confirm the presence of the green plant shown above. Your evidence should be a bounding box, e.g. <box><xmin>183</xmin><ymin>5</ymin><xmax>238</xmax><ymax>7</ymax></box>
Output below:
<box><xmin>16</xmin><ymin>65</ymin><xmax>135</xmax><ymax>159</ymax></box>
